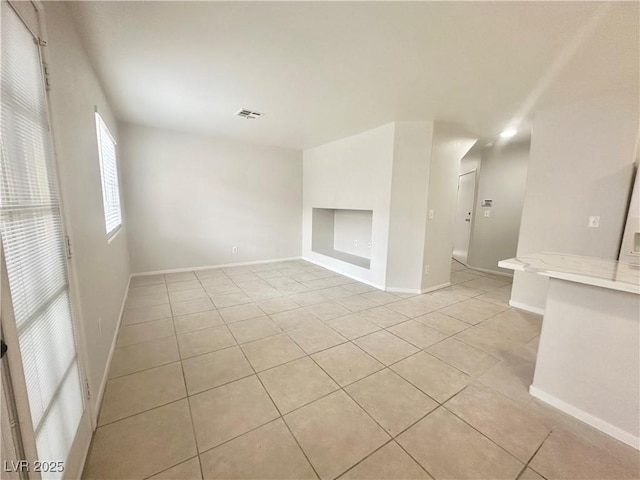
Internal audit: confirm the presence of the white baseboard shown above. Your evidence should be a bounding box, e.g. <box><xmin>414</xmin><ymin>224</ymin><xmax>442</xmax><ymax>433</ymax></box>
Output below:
<box><xmin>422</xmin><ymin>282</ymin><xmax>451</xmax><ymax>294</ymax></box>
<box><xmin>303</xmin><ymin>257</ymin><xmax>451</xmax><ymax>295</ymax></box>
<box><xmin>302</xmin><ymin>256</ymin><xmax>385</xmax><ymax>291</ymax></box>
<box><xmin>467</xmin><ymin>265</ymin><xmax>513</xmax><ymax>278</ymax></box>
<box><xmin>529</xmin><ymin>385</ymin><xmax>640</xmax><ymax>450</ymax></box>
<box><xmin>386</xmin><ymin>287</ymin><xmax>421</xmax><ymax>294</ymax></box>
<box><xmin>92</xmin><ymin>274</ymin><xmax>131</xmax><ymax>424</ymax></box>
<box><xmin>132</xmin><ymin>256</ymin><xmax>303</xmax><ymax>277</ymax></box>
<box><xmin>509</xmin><ymin>299</ymin><xmax>545</xmax><ymax>316</ymax></box>
<box><xmin>386</xmin><ymin>282</ymin><xmax>451</xmax><ymax>295</ymax></box>
<box><xmin>454</xmin><ymin>258</ymin><xmax>514</xmax><ymax>277</ymax></box>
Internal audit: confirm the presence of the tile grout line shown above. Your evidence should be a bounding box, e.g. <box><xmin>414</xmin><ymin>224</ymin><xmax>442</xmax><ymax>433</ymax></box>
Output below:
<box><xmin>303</xmin><ymin>343</ymin><xmax>440</xmax><ymax>479</ymax></box>
<box><xmin>140</xmin><ymin>455</ymin><xmax>200</xmax><ymax>480</ymax></box>
<box><xmin>100</xmin><ymin>260</ymin><xmax>528</xmax><ymax>479</ymax></box>
<box><xmin>299</xmin><ymin>350</ymin><xmax>396</xmax><ymax>479</ymax></box>
<box><xmin>120</xmin><ymin>314</ymin><xmax>173</xmax><ymax>328</ymax></box>
<box><xmin>176</xmin><ymin>274</ymin><xmax>206</xmax><ymax>480</ymax></box>
<box><xmin>178</xmin><ymin>318</ymin><xmax>449</xmax><ymax>477</ymax></box>
<box><xmin>440</xmin><ymin>400</ymin><xmax>530</xmax><ymax>469</ymax></box>
<box><xmin>107</xmin><ymin>337</ymin><xmax>179</xmax><ymax>380</ymax></box>
<box><xmin>523</xmin><ymin>430</ymin><xmax>553</xmax><ymax>471</ymax></box>
<box><xmin>123</xmin><ymin>267</ymin><xmax>513</xmax><ymax>374</ymax></box>
<box><xmin>224</xmin><ymin>322</ymin><xmax>323</xmax><ymax>480</ymax></box>
<box><xmin>101</xmin><ymin>367</ymin><xmax>255</xmax><ymax>427</ymax></box>
<box><xmin>112</xmin><ymin>292</ymin><xmax>501</xmax><ymax>410</ymax></box>
<box><xmin>331</xmin><ymin>438</ymin><xmax>396</xmax><ymax>479</ymax></box>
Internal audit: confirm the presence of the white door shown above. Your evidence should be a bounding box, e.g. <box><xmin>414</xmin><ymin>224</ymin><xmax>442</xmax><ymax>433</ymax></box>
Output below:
<box><xmin>453</xmin><ymin>170</ymin><xmax>476</xmax><ymax>264</ymax></box>
<box><xmin>0</xmin><ymin>2</ymin><xmax>92</xmax><ymax>478</ymax></box>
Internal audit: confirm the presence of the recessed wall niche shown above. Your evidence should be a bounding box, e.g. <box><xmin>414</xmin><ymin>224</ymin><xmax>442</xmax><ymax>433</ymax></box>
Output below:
<box><xmin>311</xmin><ymin>208</ymin><xmax>373</xmax><ymax>269</ymax></box>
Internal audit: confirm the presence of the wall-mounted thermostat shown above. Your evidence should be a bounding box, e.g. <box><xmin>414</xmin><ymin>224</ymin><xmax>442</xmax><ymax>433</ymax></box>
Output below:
<box><xmin>481</xmin><ymin>199</ymin><xmax>493</xmax><ymax>207</ymax></box>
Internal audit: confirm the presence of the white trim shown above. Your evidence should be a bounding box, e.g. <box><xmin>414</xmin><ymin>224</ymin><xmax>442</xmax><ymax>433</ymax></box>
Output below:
<box><xmin>509</xmin><ymin>299</ymin><xmax>545</xmax><ymax>315</ymax></box>
<box><xmin>132</xmin><ymin>257</ymin><xmax>302</xmax><ymax>277</ymax></box>
<box><xmin>467</xmin><ymin>265</ymin><xmax>513</xmax><ymax>278</ymax></box>
<box><xmin>95</xmin><ymin>112</ymin><xmax>123</xmax><ymax>237</ymax></box>
<box><xmin>106</xmin><ymin>224</ymin><xmax>122</xmax><ymax>244</ymax></box>
<box><xmin>455</xmin><ymin>259</ymin><xmax>513</xmax><ymax>278</ymax></box>
<box><xmin>386</xmin><ymin>287</ymin><xmax>421</xmax><ymax>294</ymax></box>
<box><xmin>302</xmin><ymin>256</ymin><xmax>385</xmax><ymax>291</ymax></box>
<box><xmin>529</xmin><ymin>385</ymin><xmax>640</xmax><ymax>450</ymax></box>
<box><xmin>385</xmin><ymin>287</ymin><xmax>421</xmax><ymax>294</ymax></box>
<box><xmin>386</xmin><ymin>282</ymin><xmax>451</xmax><ymax>295</ymax></box>
<box><xmin>422</xmin><ymin>282</ymin><xmax>451</xmax><ymax>293</ymax></box>
<box><xmin>92</xmin><ymin>275</ymin><xmax>131</xmax><ymax>422</ymax></box>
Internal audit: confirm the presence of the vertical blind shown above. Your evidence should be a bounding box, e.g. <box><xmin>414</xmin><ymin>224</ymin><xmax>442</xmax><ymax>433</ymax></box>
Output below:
<box><xmin>95</xmin><ymin>113</ymin><xmax>121</xmax><ymax>236</ymax></box>
<box><xmin>0</xmin><ymin>2</ymin><xmax>84</xmax><ymax>474</ymax></box>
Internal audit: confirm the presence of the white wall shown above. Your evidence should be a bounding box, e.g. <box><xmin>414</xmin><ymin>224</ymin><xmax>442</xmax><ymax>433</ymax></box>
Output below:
<box><xmin>44</xmin><ymin>2</ymin><xmax>131</xmax><ymax>417</ymax></box>
<box><xmin>311</xmin><ymin>209</ymin><xmax>335</xmax><ymax>253</ymax></box>
<box><xmin>302</xmin><ymin>124</ymin><xmax>395</xmax><ymax>287</ymax></box>
<box><xmin>333</xmin><ymin>210</ymin><xmax>373</xmax><ymax>258</ymax></box>
<box><xmin>385</xmin><ymin>122</ymin><xmax>434</xmax><ymax>291</ymax></box>
<box><xmin>304</xmin><ymin>121</ymin><xmax>474</xmax><ymax>292</ymax></box>
<box><xmin>467</xmin><ymin>139</ymin><xmax>530</xmax><ymax>273</ymax></box>
<box><xmin>422</xmin><ymin>124</ymin><xmax>477</xmax><ymax>290</ymax></box>
<box><xmin>460</xmin><ymin>148</ymin><xmax>481</xmax><ymax>175</ymax></box>
<box><xmin>119</xmin><ymin>123</ymin><xmax>302</xmax><ymax>273</ymax></box>
<box><xmin>511</xmin><ymin>92</ymin><xmax>639</xmax><ymax>312</ymax></box>
<box><xmin>531</xmin><ymin>280</ymin><xmax>640</xmax><ymax>447</ymax></box>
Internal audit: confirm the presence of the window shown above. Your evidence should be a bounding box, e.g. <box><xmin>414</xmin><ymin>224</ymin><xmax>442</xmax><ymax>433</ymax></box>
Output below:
<box><xmin>95</xmin><ymin>112</ymin><xmax>122</xmax><ymax>236</ymax></box>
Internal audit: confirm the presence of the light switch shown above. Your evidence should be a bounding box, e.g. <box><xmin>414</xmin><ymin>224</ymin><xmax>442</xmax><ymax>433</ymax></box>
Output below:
<box><xmin>484</xmin><ymin>210</ymin><xmax>490</xmax><ymax>217</ymax></box>
<box><xmin>428</xmin><ymin>210</ymin><xmax>434</xmax><ymax>220</ymax></box>
<box><xmin>588</xmin><ymin>216</ymin><xmax>600</xmax><ymax>228</ymax></box>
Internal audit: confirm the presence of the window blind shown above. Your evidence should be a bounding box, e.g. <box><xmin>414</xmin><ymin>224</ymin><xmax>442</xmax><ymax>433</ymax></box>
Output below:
<box><xmin>1</xmin><ymin>2</ymin><xmax>84</xmax><ymax>473</ymax></box>
<box><xmin>95</xmin><ymin>113</ymin><xmax>122</xmax><ymax>236</ymax></box>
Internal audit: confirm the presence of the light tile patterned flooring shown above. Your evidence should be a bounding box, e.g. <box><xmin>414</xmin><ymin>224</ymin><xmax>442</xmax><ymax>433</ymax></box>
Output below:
<box><xmin>83</xmin><ymin>260</ymin><xmax>639</xmax><ymax>480</ymax></box>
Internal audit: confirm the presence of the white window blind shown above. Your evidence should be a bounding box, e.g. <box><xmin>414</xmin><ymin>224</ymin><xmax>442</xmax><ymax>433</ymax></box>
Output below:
<box><xmin>1</xmin><ymin>2</ymin><xmax>84</xmax><ymax>474</ymax></box>
<box><xmin>95</xmin><ymin>113</ymin><xmax>122</xmax><ymax>236</ymax></box>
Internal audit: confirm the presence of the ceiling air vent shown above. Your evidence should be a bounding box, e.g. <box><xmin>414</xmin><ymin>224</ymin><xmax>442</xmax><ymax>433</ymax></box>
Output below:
<box><xmin>235</xmin><ymin>109</ymin><xmax>264</xmax><ymax>120</ymax></box>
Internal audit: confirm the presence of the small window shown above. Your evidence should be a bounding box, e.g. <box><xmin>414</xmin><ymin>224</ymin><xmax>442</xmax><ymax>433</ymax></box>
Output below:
<box><xmin>95</xmin><ymin>112</ymin><xmax>122</xmax><ymax>236</ymax></box>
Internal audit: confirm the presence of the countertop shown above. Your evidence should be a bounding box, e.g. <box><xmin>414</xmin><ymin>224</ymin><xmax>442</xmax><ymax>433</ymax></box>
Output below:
<box><xmin>498</xmin><ymin>252</ymin><xmax>640</xmax><ymax>295</ymax></box>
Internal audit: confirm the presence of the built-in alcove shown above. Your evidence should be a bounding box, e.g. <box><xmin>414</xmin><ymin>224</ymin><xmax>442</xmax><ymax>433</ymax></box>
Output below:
<box><xmin>312</xmin><ymin>208</ymin><xmax>373</xmax><ymax>269</ymax></box>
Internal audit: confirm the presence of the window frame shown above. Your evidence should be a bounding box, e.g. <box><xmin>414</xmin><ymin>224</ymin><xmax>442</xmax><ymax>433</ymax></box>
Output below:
<box><xmin>94</xmin><ymin>111</ymin><xmax>123</xmax><ymax>239</ymax></box>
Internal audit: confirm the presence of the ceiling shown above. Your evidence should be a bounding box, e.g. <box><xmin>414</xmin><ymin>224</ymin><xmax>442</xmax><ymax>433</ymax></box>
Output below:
<box><xmin>66</xmin><ymin>1</ymin><xmax>639</xmax><ymax>150</ymax></box>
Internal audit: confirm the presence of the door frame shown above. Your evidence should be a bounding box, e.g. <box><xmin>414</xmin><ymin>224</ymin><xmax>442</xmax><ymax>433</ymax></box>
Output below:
<box><xmin>453</xmin><ymin>169</ymin><xmax>478</xmax><ymax>264</ymax></box>
<box><xmin>2</xmin><ymin>2</ymin><xmax>94</xmax><ymax>478</ymax></box>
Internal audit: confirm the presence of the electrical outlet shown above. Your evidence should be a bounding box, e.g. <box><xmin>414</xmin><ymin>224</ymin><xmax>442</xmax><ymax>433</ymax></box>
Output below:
<box><xmin>232</xmin><ymin>246</ymin><xmax>238</xmax><ymax>253</ymax></box>
<box><xmin>354</xmin><ymin>240</ymin><xmax>358</xmax><ymax>247</ymax></box>
<box><xmin>423</xmin><ymin>264</ymin><xmax>430</xmax><ymax>275</ymax></box>
<box><xmin>588</xmin><ymin>216</ymin><xmax>600</xmax><ymax>228</ymax></box>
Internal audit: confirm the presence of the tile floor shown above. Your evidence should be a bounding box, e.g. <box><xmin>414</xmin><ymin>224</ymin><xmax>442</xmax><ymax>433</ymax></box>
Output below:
<box><xmin>83</xmin><ymin>260</ymin><xmax>640</xmax><ymax>480</ymax></box>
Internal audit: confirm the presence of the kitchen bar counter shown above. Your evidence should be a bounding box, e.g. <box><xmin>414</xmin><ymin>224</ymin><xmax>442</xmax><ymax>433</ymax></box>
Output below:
<box><xmin>500</xmin><ymin>252</ymin><xmax>640</xmax><ymax>450</ymax></box>
<box><xmin>498</xmin><ymin>252</ymin><xmax>640</xmax><ymax>294</ymax></box>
